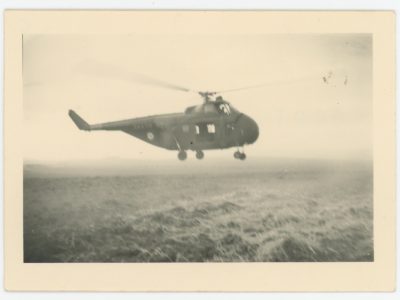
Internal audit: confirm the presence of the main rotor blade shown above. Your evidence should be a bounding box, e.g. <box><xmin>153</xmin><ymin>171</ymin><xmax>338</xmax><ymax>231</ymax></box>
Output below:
<box><xmin>216</xmin><ymin>75</ymin><xmax>324</xmax><ymax>94</ymax></box>
<box><xmin>78</xmin><ymin>59</ymin><xmax>192</xmax><ymax>93</ymax></box>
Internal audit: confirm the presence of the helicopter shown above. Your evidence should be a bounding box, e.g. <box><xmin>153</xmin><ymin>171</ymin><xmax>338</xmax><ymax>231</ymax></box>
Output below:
<box><xmin>69</xmin><ymin>80</ymin><xmax>259</xmax><ymax>161</ymax></box>
<box><xmin>68</xmin><ymin>62</ymin><xmax>342</xmax><ymax>160</ymax></box>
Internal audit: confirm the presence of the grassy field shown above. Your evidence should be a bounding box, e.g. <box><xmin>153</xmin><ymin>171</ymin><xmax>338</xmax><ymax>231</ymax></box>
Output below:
<box><xmin>23</xmin><ymin>159</ymin><xmax>373</xmax><ymax>262</ymax></box>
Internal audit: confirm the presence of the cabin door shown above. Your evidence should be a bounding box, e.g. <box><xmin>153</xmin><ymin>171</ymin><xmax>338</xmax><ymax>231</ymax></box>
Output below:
<box><xmin>194</xmin><ymin>121</ymin><xmax>216</xmax><ymax>142</ymax></box>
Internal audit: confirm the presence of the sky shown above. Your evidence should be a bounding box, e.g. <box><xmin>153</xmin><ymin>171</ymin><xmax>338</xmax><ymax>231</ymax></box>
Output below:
<box><xmin>23</xmin><ymin>34</ymin><xmax>372</xmax><ymax>162</ymax></box>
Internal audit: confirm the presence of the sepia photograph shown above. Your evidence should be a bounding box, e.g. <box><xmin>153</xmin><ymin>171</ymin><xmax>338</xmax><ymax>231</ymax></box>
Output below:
<box><xmin>23</xmin><ymin>33</ymin><xmax>373</xmax><ymax>263</ymax></box>
<box><xmin>4</xmin><ymin>10</ymin><xmax>395</xmax><ymax>292</ymax></box>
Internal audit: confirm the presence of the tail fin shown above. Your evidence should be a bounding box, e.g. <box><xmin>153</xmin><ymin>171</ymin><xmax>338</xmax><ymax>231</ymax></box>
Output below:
<box><xmin>68</xmin><ymin>110</ymin><xmax>91</xmax><ymax>131</ymax></box>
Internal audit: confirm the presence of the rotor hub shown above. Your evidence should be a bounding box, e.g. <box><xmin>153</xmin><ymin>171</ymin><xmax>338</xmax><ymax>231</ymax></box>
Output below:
<box><xmin>198</xmin><ymin>91</ymin><xmax>217</xmax><ymax>102</ymax></box>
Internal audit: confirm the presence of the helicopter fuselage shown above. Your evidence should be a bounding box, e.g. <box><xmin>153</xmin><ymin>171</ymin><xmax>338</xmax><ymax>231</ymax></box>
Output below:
<box><xmin>69</xmin><ymin>99</ymin><xmax>259</xmax><ymax>160</ymax></box>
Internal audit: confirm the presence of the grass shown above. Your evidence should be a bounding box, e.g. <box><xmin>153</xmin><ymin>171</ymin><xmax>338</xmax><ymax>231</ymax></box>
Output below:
<box><xmin>23</xmin><ymin>160</ymin><xmax>373</xmax><ymax>262</ymax></box>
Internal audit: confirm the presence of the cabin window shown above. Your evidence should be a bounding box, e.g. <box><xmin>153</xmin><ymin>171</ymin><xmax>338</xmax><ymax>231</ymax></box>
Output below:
<box><xmin>207</xmin><ymin>124</ymin><xmax>215</xmax><ymax>133</ymax></box>
<box><xmin>195</xmin><ymin>122</ymin><xmax>216</xmax><ymax>141</ymax></box>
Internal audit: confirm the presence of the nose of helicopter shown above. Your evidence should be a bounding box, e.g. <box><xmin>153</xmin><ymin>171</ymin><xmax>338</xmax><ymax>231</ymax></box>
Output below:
<box><xmin>239</xmin><ymin>114</ymin><xmax>259</xmax><ymax>144</ymax></box>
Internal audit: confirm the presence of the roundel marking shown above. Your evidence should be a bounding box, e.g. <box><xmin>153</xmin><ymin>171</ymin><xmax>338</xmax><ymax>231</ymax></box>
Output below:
<box><xmin>147</xmin><ymin>131</ymin><xmax>155</xmax><ymax>140</ymax></box>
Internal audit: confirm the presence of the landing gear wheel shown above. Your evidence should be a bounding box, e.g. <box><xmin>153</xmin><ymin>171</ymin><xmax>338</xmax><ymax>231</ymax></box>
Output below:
<box><xmin>178</xmin><ymin>150</ymin><xmax>187</xmax><ymax>161</ymax></box>
<box><xmin>234</xmin><ymin>151</ymin><xmax>241</xmax><ymax>159</ymax></box>
<box><xmin>196</xmin><ymin>150</ymin><xmax>204</xmax><ymax>160</ymax></box>
<box><xmin>234</xmin><ymin>150</ymin><xmax>246</xmax><ymax>160</ymax></box>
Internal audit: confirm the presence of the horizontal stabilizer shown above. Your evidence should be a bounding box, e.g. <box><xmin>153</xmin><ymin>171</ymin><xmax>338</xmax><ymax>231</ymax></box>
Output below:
<box><xmin>68</xmin><ymin>110</ymin><xmax>91</xmax><ymax>131</ymax></box>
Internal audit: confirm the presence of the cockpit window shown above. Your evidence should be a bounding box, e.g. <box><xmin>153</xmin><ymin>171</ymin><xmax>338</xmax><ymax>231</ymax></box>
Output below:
<box><xmin>218</xmin><ymin>103</ymin><xmax>231</xmax><ymax>115</ymax></box>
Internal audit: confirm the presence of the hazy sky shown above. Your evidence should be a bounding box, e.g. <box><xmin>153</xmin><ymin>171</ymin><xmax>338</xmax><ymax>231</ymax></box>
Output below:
<box><xmin>23</xmin><ymin>34</ymin><xmax>372</xmax><ymax>162</ymax></box>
